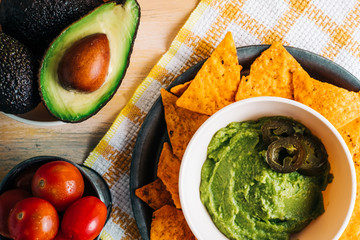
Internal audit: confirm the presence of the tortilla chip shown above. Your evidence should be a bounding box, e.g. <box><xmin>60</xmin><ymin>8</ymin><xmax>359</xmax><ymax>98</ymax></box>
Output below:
<box><xmin>176</xmin><ymin>32</ymin><xmax>242</xmax><ymax>115</ymax></box>
<box><xmin>135</xmin><ymin>178</ymin><xmax>174</xmax><ymax>210</ymax></box>
<box><xmin>338</xmin><ymin>118</ymin><xmax>360</xmax><ymax>156</ymax></box>
<box><xmin>235</xmin><ymin>42</ymin><xmax>302</xmax><ymax>101</ymax></box>
<box><xmin>170</xmin><ymin>81</ymin><xmax>192</xmax><ymax>97</ymax></box>
<box><xmin>157</xmin><ymin>142</ymin><xmax>181</xmax><ymax>208</ymax></box>
<box><xmin>161</xmin><ymin>88</ymin><xmax>209</xmax><ymax>159</ymax></box>
<box><xmin>293</xmin><ymin>69</ymin><xmax>360</xmax><ymax>129</ymax></box>
<box><xmin>339</xmin><ymin>152</ymin><xmax>360</xmax><ymax>239</ymax></box>
<box><xmin>150</xmin><ymin>205</ymin><xmax>196</xmax><ymax>240</ymax></box>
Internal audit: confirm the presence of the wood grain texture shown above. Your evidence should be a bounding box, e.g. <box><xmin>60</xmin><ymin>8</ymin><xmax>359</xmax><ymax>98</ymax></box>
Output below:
<box><xmin>0</xmin><ymin>0</ymin><xmax>199</xmax><ymax>180</ymax></box>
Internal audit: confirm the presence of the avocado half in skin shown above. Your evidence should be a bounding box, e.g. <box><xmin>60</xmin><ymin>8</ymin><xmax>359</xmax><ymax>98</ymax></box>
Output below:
<box><xmin>39</xmin><ymin>0</ymin><xmax>140</xmax><ymax>122</ymax></box>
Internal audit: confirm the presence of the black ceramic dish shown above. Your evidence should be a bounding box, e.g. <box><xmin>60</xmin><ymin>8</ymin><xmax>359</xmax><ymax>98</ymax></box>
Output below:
<box><xmin>130</xmin><ymin>45</ymin><xmax>360</xmax><ymax>240</ymax></box>
<box><xmin>0</xmin><ymin>156</ymin><xmax>112</xmax><ymax>240</ymax></box>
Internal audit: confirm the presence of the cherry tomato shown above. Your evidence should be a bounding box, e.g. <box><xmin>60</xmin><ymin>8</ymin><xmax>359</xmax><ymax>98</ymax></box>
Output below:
<box><xmin>8</xmin><ymin>197</ymin><xmax>59</xmax><ymax>240</ymax></box>
<box><xmin>13</xmin><ymin>166</ymin><xmax>37</xmax><ymax>192</ymax></box>
<box><xmin>31</xmin><ymin>161</ymin><xmax>84</xmax><ymax>211</ymax></box>
<box><xmin>0</xmin><ymin>189</ymin><xmax>31</xmax><ymax>238</ymax></box>
<box><xmin>53</xmin><ymin>230</ymin><xmax>72</xmax><ymax>240</ymax></box>
<box><xmin>61</xmin><ymin>196</ymin><xmax>107</xmax><ymax>240</ymax></box>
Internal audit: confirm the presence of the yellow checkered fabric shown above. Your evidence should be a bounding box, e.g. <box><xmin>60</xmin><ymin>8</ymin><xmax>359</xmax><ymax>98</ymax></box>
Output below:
<box><xmin>84</xmin><ymin>0</ymin><xmax>360</xmax><ymax>239</ymax></box>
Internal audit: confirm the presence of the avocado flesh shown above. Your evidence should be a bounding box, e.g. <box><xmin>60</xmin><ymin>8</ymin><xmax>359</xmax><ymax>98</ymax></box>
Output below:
<box><xmin>39</xmin><ymin>0</ymin><xmax>140</xmax><ymax>122</ymax></box>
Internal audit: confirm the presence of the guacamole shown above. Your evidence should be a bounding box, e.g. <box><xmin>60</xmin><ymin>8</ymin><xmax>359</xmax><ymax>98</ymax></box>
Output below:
<box><xmin>200</xmin><ymin>117</ymin><xmax>332</xmax><ymax>240</ymax></box>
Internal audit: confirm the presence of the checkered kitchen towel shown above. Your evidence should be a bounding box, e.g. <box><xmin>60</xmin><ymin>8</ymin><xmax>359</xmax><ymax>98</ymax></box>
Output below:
<box><xmin>84</xmin><ymin>0</ymin><xmax>360</xmax><ymax>239</ymax></box>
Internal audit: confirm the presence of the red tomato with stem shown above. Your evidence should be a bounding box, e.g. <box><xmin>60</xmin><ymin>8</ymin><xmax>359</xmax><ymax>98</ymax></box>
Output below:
<box><xmin>31</xmin><ymin>161</ymin><xmax>85</xmax><ymax>211</ymax></box>
<box><xmin>61</xmin><ymin>196</ymin><xmax>107</xmax><ymax>240</ymax></box>
<box><xmin>0</xmin><ymin>189</ymin><xmax>31</xmax><ymax>238</ymax></box>
<box><xmin>8</xmin><ymin>197</ymin><xmax>59</xmax><ymax>240</ymax></box>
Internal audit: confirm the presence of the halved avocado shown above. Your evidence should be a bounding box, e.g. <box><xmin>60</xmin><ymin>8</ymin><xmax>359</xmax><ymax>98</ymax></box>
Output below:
<box><xmin>39</xmin><ymin>0</ymin><xmax>140</xmax><ymax>122</ymax></box>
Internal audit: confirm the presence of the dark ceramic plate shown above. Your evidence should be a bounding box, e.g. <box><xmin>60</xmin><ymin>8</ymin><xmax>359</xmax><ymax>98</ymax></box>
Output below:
<box><xmin>129</xmin><ymin>45</ymin><xmax>360</xmax><ymax>240</ymax></box>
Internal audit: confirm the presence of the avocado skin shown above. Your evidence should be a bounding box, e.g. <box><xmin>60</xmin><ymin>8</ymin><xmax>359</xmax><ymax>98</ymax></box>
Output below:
<box><xmin>0</xmin><ymin>0</ymin><xmax>103</xmax><ymax>57</ymax></box>
<box><xmin>0</xmin><ymin>33</ymin><xmax>40</xmax><ymax>114</ymax></box>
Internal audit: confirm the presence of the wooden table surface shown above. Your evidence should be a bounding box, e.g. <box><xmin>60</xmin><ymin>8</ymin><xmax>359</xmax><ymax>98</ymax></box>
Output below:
<box><xmin>0</xmin><ymin>0</ymin><xmax>199</xmax><ymax>181</ymax></box>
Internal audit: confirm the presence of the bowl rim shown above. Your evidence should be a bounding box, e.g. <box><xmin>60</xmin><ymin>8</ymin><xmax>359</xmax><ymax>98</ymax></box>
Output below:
<box><xmin>179</xmin><ymin>96</ymin><xmax>356</xmax><ymax>240</ymax></box>
<box><xmin>0</xmin><ymin>156</ymin><xmax>94</xmax><ymax>192</ymax></box>
<box><xmin>1</xmin><ymin>112</ymin><xmax>64</xmax><ymax>126</ymax></box>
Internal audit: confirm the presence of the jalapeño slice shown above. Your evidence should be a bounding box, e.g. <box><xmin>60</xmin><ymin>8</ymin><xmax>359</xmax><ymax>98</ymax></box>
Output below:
<box><xmin>261</xmin><ymin>118</ymin><xmax>295</xmax><ymax>145</ymax></box>
<box><xmin>266</xmin><ymin>136</ymin><xmax>305</xmax><ymax>173</ymax></box>
<box><xmin>296</xmin><ymin>135</ymin><xmax>329</xmax><ymax>176</ymax></box>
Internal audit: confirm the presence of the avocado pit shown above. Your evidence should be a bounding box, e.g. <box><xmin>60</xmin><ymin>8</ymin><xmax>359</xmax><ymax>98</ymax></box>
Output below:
<box><xmin>57</xmin><ymin>33</ymin><xmax>110</xmax><ymax>92</ymax></box>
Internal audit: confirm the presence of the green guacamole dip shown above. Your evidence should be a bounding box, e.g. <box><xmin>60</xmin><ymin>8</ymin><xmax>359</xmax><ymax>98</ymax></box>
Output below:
<box><xmin>200</xmin><ymin>117</ymin><xmax>332</xmax><ymax>240</ymax></box>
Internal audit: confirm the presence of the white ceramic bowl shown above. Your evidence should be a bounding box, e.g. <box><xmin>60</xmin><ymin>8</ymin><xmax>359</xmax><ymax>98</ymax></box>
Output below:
<box><xmin>179</xmin><ymin>96</ymin><xmax>356</xmax><ymax>240</ymax></box>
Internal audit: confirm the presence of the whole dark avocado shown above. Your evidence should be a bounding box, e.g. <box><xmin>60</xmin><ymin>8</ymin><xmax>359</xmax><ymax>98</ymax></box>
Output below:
<box><xmin>39</xmin><ymin>0</ymin><xmax>140</xmax><ymax>122</ymax></box>
<box><xmin>0</xmin><ymin>33</ymin><xmax>40</xmax><ymax>114</ymax></box>
<box><xmin>0</xmin><ymin>0</ymin><xmax>103</xmax><ymax>57</ymax></box>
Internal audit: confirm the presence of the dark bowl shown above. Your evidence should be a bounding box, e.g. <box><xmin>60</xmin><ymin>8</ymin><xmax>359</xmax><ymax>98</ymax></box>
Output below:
<box><xmin>0</xmin><ymin>155</ymin><xmax>112</xmax><ymax>240</ymax></box>
<box><xmin>130</xmin><ymin>44</ymin><xmax>360</xmax><ymax>240</ymax></box>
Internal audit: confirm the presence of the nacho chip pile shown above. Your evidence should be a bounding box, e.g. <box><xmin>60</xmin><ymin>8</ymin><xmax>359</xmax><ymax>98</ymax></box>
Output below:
<box><xmin>176</xmin><ymin>32</ymin><xmax>242</xmax><ymax>115</ymax></box>
<box><xmin>157</xmin><ymin>142</ymin><xmax>181</xmax><ymax>208</ymax></box>
<box><xmin>150</xmin><ymin>205</ymin><xmax>196</xmax><ymax>240</ymax></box>
<box><xmin>293</xmin><ymin>69</ymin><xmax>360</xmax><ymax>129</ymax></box>
<box><xmin>235</xmin><ymin>42</ymin><xmax>301</xmax><ymax>101</ymax></box>
<box><xmin>135</xmin><ymin>178</ymin><xmax>174</xmax><ymax>210</ymax></box>
<box><xmin>135</xmin><ymin>32</ymin><xmax>360</xmax><ymax>239</ymax></box>
<box><xmin>161</xmin><ymin>88</ymin><xmax>209</xmax><ymax>160</ymax></box>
